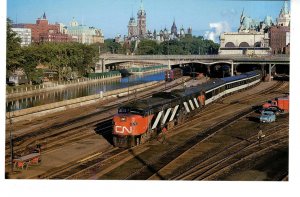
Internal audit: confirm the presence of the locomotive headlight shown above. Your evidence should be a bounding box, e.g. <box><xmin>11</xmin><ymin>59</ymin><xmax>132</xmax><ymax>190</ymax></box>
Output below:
<box><xmin>121</xmin><ymin>117</ymin><xmax>126</xmax><ymax>121</ymax></box>
<box><xmin>130</xmin><ymin>122</ymin><xmax>138</xmax><ymax>126</ymax></box>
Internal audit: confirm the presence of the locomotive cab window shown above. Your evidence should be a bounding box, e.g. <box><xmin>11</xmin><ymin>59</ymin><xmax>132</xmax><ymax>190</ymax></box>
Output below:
<box><xmin>130</xmin><ymin>109</ymin><xmax>145</xmax><ymax>115</ymax></box>
<box><xmin>118</xmin><ymin>107</ymin><xmax>130</xmax><ymax>114</ymax></box>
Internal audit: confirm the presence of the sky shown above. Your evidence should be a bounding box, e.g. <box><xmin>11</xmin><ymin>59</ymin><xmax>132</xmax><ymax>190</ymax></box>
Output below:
<box><xmin>7</xmin><ymin>0</ymin><xmax>289</xmax><ymax>41</ymax></box>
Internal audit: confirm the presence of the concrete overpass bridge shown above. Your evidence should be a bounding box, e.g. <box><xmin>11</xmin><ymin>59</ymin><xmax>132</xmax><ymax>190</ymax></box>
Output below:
<box><xmin>96</xmin><ymin>54</ymin><xmax>289</xmax><ymax>78</ymax></box>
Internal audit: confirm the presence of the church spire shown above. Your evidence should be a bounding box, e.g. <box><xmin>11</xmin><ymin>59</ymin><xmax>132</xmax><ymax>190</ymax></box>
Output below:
<box><xmin>42</xmin><ymin>12</ymin><xmax>46</xmax><ymax>19</ymax></box>
<box><xmin>283</xmin><ymin>0</ymin><xmax>289</xmax><ymax>15</ymax></box>
<box><xmin>140</xmin><ymin>0</ymin><xmax>144</xmax><ymax>11</ymax></box>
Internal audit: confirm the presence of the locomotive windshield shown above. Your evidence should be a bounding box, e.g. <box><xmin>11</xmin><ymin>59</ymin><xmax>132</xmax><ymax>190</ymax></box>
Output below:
<box><xmin>118</xmin><ymin>107</ymin><xmax>145</xmax><ymax>115</ymax></box>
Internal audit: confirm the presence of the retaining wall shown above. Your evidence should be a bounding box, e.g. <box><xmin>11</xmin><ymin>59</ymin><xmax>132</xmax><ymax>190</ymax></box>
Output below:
<box><xmin>6</xmin><ymin>81</ymin><xmax>164</xmax><ymax>123</ymax></box>
<box><xmin>6</xmin><ymin>75</ymin><xmax>121</xmax><ymax>100</ymax></box>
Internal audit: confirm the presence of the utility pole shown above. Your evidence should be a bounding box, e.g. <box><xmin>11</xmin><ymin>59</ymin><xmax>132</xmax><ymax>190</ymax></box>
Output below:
<box><xmin>9</xmin><ymin>110</ymin><xmax>14</xmax><ymax>173</ymax></box>
<box><xmin>165</xmin><ymin>79</ymin><xmax>167</xmax><ymax>90</ymax></box>
<box><xmin>127</xmin><ymin>77</ymin><xmax>130</xmax><ymax>102</ymax></box>
<box><xmin>167</xmin><ymin>38</ymin><xmax>170</xmax><ymax>55</ymax></box>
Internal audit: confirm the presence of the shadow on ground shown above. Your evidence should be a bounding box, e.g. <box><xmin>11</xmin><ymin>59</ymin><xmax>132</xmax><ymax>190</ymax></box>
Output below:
<box><xmin>94</xmin><ymin>119</ymin><xmax>114</xmax><ymax>145</ymax></box>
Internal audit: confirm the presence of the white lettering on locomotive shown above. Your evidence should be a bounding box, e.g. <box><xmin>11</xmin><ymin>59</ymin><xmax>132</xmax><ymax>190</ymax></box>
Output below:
<box><xmin>115</xmin><ymin>126</ymin><xmax>133</xmax><ymax>134</ymax></box>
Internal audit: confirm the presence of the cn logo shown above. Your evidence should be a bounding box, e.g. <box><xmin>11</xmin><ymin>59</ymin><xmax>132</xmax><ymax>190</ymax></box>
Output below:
<box><xmin>115</xmin><ymin>126</ymin><xmax>133</xmax><ymax>134</ymax></box>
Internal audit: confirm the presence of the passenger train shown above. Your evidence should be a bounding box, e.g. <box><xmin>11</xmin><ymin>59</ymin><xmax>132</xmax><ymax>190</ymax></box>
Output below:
<box><xmin>112</xmin><ymin>71</ymin><xmax>262</xmax><ymax>147</ymax></box>
<box><xmin>165</xmin><ymin>68</ymin><xmax>183</xmax><ymax>81</ymax></box>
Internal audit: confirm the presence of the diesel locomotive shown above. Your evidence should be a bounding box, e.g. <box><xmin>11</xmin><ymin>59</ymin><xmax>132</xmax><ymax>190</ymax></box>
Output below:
<box><xmin>112</xmin><ymin>71</ymin><xmax>262</xmax><ymax>147</ymax></box>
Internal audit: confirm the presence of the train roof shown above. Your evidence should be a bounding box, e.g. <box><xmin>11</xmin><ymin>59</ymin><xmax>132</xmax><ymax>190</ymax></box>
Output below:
<box><xmin>170</xmin><ymin>85</ymin><xmax>202</xmax><ymax>97</ymax></box>
<box><xmin>221</xmin><ymin>74</ymin><xmax>247</xmax><ymax>83</ymax></box>
<box><xmin>221</xmin><ymin>70</ymin><xmax>261</xmax><ymax>83</ymax></box>
<box><xmin>122</xmin><ymin>96</ymin><xmax>175</xmax><ymax>110</ymax></box>
<box><xmin>200</xmin><ymin>79</ymin><xmax>225</xmax><ymax>91</ymax></box>
<box><xmin>152</xmin><ymin>92</ymin><xmax>180</xmax><ymax>99</ymax></box>
<box><xmin>244</xmin><ymin>70</ymin><xmax>261</xmax><ymax>77</ymax></box>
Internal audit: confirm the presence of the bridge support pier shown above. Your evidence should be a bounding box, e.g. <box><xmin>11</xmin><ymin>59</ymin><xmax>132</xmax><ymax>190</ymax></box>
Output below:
<box><xmin>206</xmin><ymin>65</ymin><xmax>211</xmax><ymax>77</ymax></box>
<box><xmin>268</xmin><ymin>64</ymin><xmax>276</xmax><ymax>82</ymax></box>
<box><xmin>231</xmin><ymin>62</ymin><xmax>234</xmax><ymax>76</ymax></box>
<box><xmin>168</xmin><ymin>59</ymin><xmax>171</xmax><ymax>70</ymax></box>
<box><xmin>96</xmin><ymin>59</ymin><xmax>107</xmax><ymax>73</ymax></box>
<box><xmin>261</xmin><ymin>64</ymin><xmax>265</xmax><ymax>77</ymax></box>
<box><xmin>103</xmin><ymin>59</ymin><xmax>107</xmax><ymax>73</ymax></box>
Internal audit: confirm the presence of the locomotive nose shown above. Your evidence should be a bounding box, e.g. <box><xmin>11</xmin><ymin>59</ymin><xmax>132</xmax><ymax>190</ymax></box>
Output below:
<box><xmin>113</xmin><ymin>114</ymin><xmax>138</xmax><ymax>135</ymax></box>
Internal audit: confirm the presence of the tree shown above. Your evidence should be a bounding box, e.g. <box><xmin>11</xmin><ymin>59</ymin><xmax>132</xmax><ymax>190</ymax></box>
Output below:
<box><xmin>81</xmin><ymin>43</ymin><xmax>99</xmax><ymax>74</ymax></box>
<box><xmin>21</xmin><ymin>45</ymin><xmax>41</xmax><ymax>84</ymax></box>
<box><xmin>36</xmin><ymin>42</ymin><xmax>99</xmax><ymax>80</ymax></box>
<box><xmin>101</xmin><ymin>39</ymin><xmax>123</xmax><ymax>54</ymax></box>
<box><xmin>137</xmin><ymin>40</ymin><xmax>160</xmax><ymax>55</ymax></box>
<box><xmin>134</xmin><ymin>36</ymin><xmax>220</xmax><ymax>55</ymax></box>
<box><xmin>6</xmin><ymin>18</ymin><xmax>22</xmax><ymax>74</ymax></box>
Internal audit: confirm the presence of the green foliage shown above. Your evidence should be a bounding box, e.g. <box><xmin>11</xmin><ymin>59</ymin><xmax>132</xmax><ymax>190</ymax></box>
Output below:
<box><xmin>89</xmin><ymin>36</ymin><xmax>219</xmax><ymax>56</ymax></box>
<box><xmin>137</xmin><ymin>40</ymin><xmax>160</xmax><ymax>55</ymax></box>
<box><xmin>100</xmin><ymin>39</ymin><xmax>123</xmax><ymax>54</ymax></box>
<box><xmin>136</xmin><ymin>36</ymin><xmax>220</xmax><ymax>55</ymax></box>
<box><xmin>15</xmin><ymin>42</ymin><xmax>99</xmax><ymax>83</ymax></box>
<box><xmin>21</xmin><ymin>45</ymin><xmax>40</xmax><ymax>84</ymax></box>
<box><xmin>6</xmin><ymin>18</ymin><xmax>23</xmax><ymax>74</ymax></box>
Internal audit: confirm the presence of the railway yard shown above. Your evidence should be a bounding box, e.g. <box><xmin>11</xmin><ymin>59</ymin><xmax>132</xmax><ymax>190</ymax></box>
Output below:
<box><xmin>5</xmin><ymin>77</ymin><xmax>289</xmax><ymax>180</ymax></box>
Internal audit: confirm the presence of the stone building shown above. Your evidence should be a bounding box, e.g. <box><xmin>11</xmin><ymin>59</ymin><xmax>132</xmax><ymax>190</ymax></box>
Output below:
<box><xmin>13</xmin><ymin>12</ymin><xmax>72</xmax><ymax>43</ymax></box>
<box><xmin>277</xmin><ymin>1</ymin><xmax>290</xmax><ymax>27</ymax></box>
<box><xmin>126</xmin><ymin>1</ymin><xmax>146</xmax><ymax>41</ymax></box>
<box><xmin>126</xmin><ymin>2</ymin><xmax>191</xmax><ymax>43</ymax></box>
<box><xmin>137</xmin><ymin>2</ymin><xmax>146</xmax><ymax>37</ymax></box>
<box><xmin>219</xmin><ymin>1</ymin><xmax>290</xmax><ymax>55</ymax></box>
<box><xmin>65</xmin><ymin>18</ymin><xmax>104</xmax><ymax>44</ymax></box>
<box><xmin>268</xmin><ymin>1</ymin><xmax>290</xmax><ymax>55</ymax></box>
<box><xmin>219</xmin><ymin>10</ymin><xmax>272</xmax><ymax>55</ymax></box>
<box><xmin>128</xmin><ymin>16</ymin><xmax>138</xmax><ymax>38</ymax></box>
<box><xmin>11</xmin><ymin>27</ymin><xmax>31</xmax><ymax>47</ymax></box>
<box><xmin>219</xmin><ymin>32</ymin><xmax>271</xmax><ymax>55</ymax></box>
<box><xmin>269</xmin><ymin>26</ymin><xmax>290</xmax><ymax>54</ymax></box>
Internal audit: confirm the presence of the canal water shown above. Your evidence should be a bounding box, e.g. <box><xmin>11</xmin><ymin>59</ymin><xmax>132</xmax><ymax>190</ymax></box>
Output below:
<box><xmin>6</xmin><ymin>71</ymin><xmax>165</xmax><ymax>112</ymax></box>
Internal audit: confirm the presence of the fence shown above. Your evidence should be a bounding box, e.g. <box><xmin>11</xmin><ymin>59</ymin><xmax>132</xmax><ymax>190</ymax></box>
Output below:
<box><xmin>128</xmin><ymin>65</ymin><xmax>168</xmax><ymax>73</ymax></box>
<box><xmin>87</xmin><ymin>71</ymin><xmax>121</xmax><ymax>78</ymax></box>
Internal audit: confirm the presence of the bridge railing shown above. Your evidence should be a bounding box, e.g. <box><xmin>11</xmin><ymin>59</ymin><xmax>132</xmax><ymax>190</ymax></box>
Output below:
<box><xmin>100</xmin><ymin>54</ymin><xmax>289</xmax><ymax>61</ymax></box>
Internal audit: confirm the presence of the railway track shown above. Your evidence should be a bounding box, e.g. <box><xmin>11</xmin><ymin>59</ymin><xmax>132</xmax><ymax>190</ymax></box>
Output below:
<box><xmin>44</xmin><ymin>80</ymin><xmax>288</xmax><ymax>180</ymax></box>
<box><xmin>5</xmin><ymin>78</ymin><xmax>191</xmax><ymax>160</ymax></box>
<box><xmin>169</xmin><ymin>124</ymin><xmax>288</xmax><ymax>180</ymax></box>
<box><xmin>36</xmin><ymin>148</ymin><xmax>123</xmax><ymax>179</ymax></box>
<box><xmin>124</xmin><ymin>108</ymin><xmax>256</xmax><ymax>180</ymax></box>
<box><xmin>114</xmin><ymin>81</ymin><xmax>288</xmax><ymax>180</ymax></box>
<box><xmin>7</xmin><ymin>79</ymin><xmax>289</xmax><ymax>179</ymax></box>
<box><xmin>169</xmin><ymin>81</ymin><xmax>288</xmax><ymax>136</ymax></box>
<box><xmin>200</xmin><ymin>138</ymin><xmax>288</xmax><ymax>180</ymax></box>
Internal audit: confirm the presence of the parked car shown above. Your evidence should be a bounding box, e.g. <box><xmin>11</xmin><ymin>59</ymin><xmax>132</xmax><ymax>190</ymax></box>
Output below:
<box><xmin>260</xmin><ymin>111</ymin><xmax>276</xmax><ymax>123</ymax></box>
<box><xmin>263</xmin><ymin>106</ymin><xmax>284</xmax><ymax>116</ymax></box>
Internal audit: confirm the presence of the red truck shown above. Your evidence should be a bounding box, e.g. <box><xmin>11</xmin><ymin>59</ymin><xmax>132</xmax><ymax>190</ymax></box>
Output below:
<box><xmin>262</xmin><ymin>96</ymin><xmax>289</xmax><ymax>112</ymax></box>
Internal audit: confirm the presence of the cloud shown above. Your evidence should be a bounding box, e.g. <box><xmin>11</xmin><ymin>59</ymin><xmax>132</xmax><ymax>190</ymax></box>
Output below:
<box><xmin>221</xmin><ymin>8</ymin><xmax>238</xmax><ymax>18</ymax></box>
<box><xmin>204</xmin><ymin>21</ymin><xmax>231</xmax><ymax>43</ymax></box>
